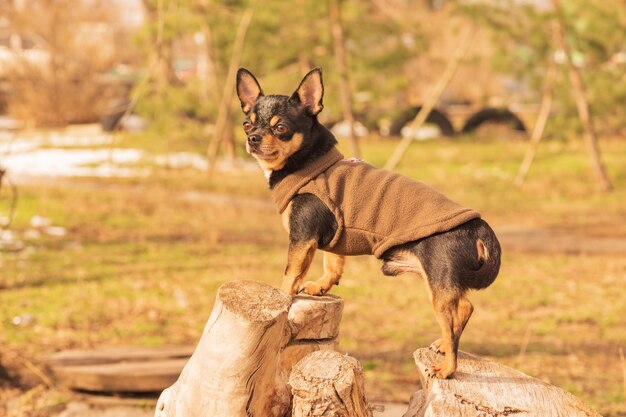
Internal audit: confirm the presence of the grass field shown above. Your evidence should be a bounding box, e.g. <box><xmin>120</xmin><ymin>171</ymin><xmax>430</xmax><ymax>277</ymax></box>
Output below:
<box><xmin>1</xmin><ymin>134</ymin><xmax>625</xmax><ymax>416</ymax></box>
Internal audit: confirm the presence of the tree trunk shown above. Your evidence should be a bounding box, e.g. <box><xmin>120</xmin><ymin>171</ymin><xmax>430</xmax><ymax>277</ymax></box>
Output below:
<box><xmin>196</xmin><ymin>24</ymin><xmax>219</xmax><ymax>104</ymax></box>
<box><xmin>552</xmin><ymin>0</ymin><xmax>612</xmax><ymax>192</ymax></box>
<box><xmin>155</xmin><ymin>282</ymin><xmax>343</xmax><ymax>417</ymax></box>
<box><xmin>289</xmin><ymin>350</ymin><xmax>373</xmax><ymax>417</ymax></box>
<box><xmin>514</xmin><ymin>55</ymin><xmax>557</xmax><ymax>186</ymax></box>
<box><xmin>328</xmin><ymin>0</ymin><xmax>361</xmax><ymax>158</ymax></box>
<box><xmin>404</xmin><ymin>348</ymin><xmax>602</xmax><ymax>417</ymax></box>
<box><xmin>207</xmin><ymin>8</ymin><xmax>254</xmax><ymax>171</ymax></box>
<box><xmin>384</xmin><ymin>25</ymin><xmax>475</xmax><ymax>171</ymax></box>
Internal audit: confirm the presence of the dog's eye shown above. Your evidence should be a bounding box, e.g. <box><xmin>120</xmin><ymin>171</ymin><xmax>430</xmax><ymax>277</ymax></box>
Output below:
<box><xmin>243</xmin><ymin>121</ymin><xmax>252</xmax><ymax>132</ymax></box>
<box><xmin>275</xmin><ymin>124</ymin><xmax>289</xmax><ymax>134</ymax></box>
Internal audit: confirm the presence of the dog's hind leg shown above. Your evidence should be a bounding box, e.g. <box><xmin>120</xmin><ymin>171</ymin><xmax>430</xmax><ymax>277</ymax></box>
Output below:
<box><xmin>301</xmin><ymin>252</ymin><xmax>345</xmax><ymax>296</ymax></box>
<box><xmin>426</xmin><ymin>288</ymin><xmax>474</xmax><ymax>379</ymax></box>
<box><xmin>430</xmin><ymin>295</ymin><xmax>473</xmax><ymax>355</ymax></box>
<box><xmin>427</xmin><ymin>291</ymin><xmax>458</xmax><ymax>379</ymax></box>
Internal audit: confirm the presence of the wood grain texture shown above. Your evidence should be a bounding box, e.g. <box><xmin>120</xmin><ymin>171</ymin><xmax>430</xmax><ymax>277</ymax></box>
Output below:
<box><xmin>48</xmin><ymin>347</ymin><xmax>194</xmax><ymax>392</ymax></box>
<box><xmin>405</xmin><ymin>348</ymin><xmax>602</xmax><ymax>417</ymax></box>
<box><xmin>155</xmin><ymin>280</ymin><xmax>344</xmax><ymax>417</ymax></box>
<box><xmin>289</xmin><ymin>350</ymin><xmax>373</xmax><ymax>417</ymax></box>
<box><xmin>52</xmin><ymin>359</ymin><xmax>187</xmax><ymax>393</ymax></box>
<box><xmin>48</xmin><ymin>346</ymin><xmax>194</xmax><ymax>367</ymax></box>
<box><xmin>288</xmin><ymin>294</ymin><xmax>343</xmax><ymax>340</ymax></box>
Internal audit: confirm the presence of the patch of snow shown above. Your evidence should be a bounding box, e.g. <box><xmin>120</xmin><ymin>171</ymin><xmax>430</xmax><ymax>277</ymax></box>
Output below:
<box><xmin>155</xmin><ymin>152</ymin><xmax>209</xmax><ymax>170</ymax></box>
<box><xmin>2</xmin><ymin>148</ymin><xmax>146</xmax><ymax>178</ymax></box>
<box><xmin>0</xmin><ymin>229</ymin><xmax>25</xmax><ymax>251</ymax></box>
<box><xmin>45</xmin><ymin>133</ymin><xmax>114</xmax><ymax>147</ymax></box>
<box><xmin>331</xmin><ymin>120</ymin><xmax>369</xmax><ymax>138</ymax></box>
<box><xmin>42</xmin><ymin>226</ymin><xmax>67</xmax><ymax>237</ymax></box>
<box><xmin>0</xmin><ymin>137</ymin><xmax>40</xmax><ymax>155</ymax></box>
<box><xmin>0</xmin><ymin>129</ymin><xmax>259</xmax><ymax>179</ymax></box>
<box><xmin>401</xmin><ymin>125</ymin><xmax>441</xmax><ymax>140</ymax></box>
<box><xmin>30</xmin><ymin>215</ymin><xmax>52</xmax><ymax>228</ymax></box>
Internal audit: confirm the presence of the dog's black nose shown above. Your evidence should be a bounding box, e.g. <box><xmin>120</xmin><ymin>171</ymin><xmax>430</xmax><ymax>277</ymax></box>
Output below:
<box><xmin>247</xmin><ymin>134</ymin><xmax>262</xmax><ymax>145</ymax></box>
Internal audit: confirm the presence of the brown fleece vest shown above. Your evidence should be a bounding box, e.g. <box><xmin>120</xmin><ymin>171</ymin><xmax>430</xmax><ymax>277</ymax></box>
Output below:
<box><xmin>272</xmin><ymin>147</ymin><xmax>481</xmax><ymax>258</ymax></box>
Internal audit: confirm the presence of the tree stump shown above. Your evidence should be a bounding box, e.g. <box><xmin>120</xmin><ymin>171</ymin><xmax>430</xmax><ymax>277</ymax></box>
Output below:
<box><xmin>155</xmin><ymin>281</ymin><xmax>343</xmax><ymax>417</ymax></box>
<box><xmin>404</xmin><ymin>348</ymin><xmax>602</xmax><ymax>417</ymax></box>
<box><xmin>289</xmin><ymin>350</ymin><xmax>373</xmax><ymax>417</ymax></box>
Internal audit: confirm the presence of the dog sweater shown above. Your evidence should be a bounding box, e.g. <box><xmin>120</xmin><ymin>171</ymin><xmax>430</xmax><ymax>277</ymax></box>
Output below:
<box><xmin>272</xmin><ymin>147</ymin><xmax>481</xmax><ymax>258</ymax></box>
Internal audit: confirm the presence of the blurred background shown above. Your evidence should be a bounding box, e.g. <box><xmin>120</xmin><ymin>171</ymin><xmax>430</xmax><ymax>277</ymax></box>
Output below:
<box><xmin>0</xmin><ymin>0</ymin><xmax>625</xmax><ymax>416</ymax></box>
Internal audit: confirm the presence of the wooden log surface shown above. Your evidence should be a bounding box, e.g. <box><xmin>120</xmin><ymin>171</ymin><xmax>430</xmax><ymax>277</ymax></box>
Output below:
<box><xmin>289</xmin><ymin>350</ymin><xmax>373</xmax><ymax>417</ymax></box>
<box><xmin>48</xmin><ymin>347</ymin><xmax>194</xmax><ymax>393</ymax></box>
<box><xmin>288</xmin><ymin>294</ymin><xmax>343</xmax><ymax>341</ymax></box>
<box><xmin>405</xmin><ymin>348</ymin><xmax>602</xmax><ymax>417</ymax></box>
<box><xmin>52</xmin><ymin>360</ymin><xmax>186</xmax><ymax>393</ymax></box>
<box><xmin>155</xmin><ymin>280</ymin><xmax>344</xmax><ymax>417</ymax></box>
<box><xmin>48</xmin><ymin>347</ymin><xmax>194</xmax><ymax>367</ymax></box>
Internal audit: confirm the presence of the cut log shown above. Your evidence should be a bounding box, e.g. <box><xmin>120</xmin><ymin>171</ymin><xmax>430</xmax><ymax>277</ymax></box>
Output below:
<box><xmin>52</xmin><ymin>359</ymin><xmax>187</xmax><ymax>393</ymax></box>
<box><xmin>48</xmin><ymin>346</ymin><xmax>194</xmax><ymax>368</ymax></box>
<box><xmin>288</xmin><ymin>294</ymin><xmax>343</xmax><ymax>341</ymax></box>
<box><xmin>155</xmin><ymin>280</ymin><xmax>344</xmax><ymax>417</ymax></box>
<box><xmin>289</xmin><ymin>350</ymin><xmax>373</xmax><ymax>417</ymax></box>
<box><xmin>405</xmin><ymin>348</ymin><xmax>602</xmax><ymax>417</ymax></box>
<box><xmin>47</xmin><ymin>347</ymin><xmax>194</xmax><ymax>393</ymax></box>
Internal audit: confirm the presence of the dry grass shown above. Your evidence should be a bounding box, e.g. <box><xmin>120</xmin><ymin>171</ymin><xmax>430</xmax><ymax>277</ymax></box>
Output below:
<box><xmin>1</xmin><ymin>137</ymin><xmax>625</xmax><ymax>416</ymax></box>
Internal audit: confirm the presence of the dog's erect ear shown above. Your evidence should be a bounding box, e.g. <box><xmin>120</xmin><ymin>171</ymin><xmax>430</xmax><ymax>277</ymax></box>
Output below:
<box><xmin>291</xmin><ymin>68</ymin><xmax>324</xmax><ymax>116</ymax></box>
<box><xmin>236</xmin><ymin>68</ymin><xmax>263</xmax><ymax>114</ymax></box>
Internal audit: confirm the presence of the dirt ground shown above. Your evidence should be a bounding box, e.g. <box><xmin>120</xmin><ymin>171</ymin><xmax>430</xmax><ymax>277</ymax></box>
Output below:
<box><xmin>3</xmin><ymin>221</ymin><xmax>623</xmax><ymax>417</ymax></box>
<box><xmin>2</xmin><ymin>137</ymin><xmax>625</xmax><ymax>416</ymax></box>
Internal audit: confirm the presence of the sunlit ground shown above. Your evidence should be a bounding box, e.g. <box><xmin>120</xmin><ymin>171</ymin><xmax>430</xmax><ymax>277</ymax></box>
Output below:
<box><xmin>1</xmin><ymin>133</ymin><xmax>625</xmax><ymax>415</ymax></box>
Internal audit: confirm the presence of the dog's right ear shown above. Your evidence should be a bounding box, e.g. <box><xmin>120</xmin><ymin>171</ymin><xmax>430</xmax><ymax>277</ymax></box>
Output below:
<box><xmin>291</xmin><ymin>68</ymin><xmax>324</xmax><ymax>116</ymax></box>
<box><xmin>236</xmin><ymin>68</ymin><xmax>264</xmax><ymax>114</ymax></box>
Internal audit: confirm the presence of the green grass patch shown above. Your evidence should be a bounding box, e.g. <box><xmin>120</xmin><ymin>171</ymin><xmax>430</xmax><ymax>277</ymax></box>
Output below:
<box><xmin>1</xmin><ymin>135</ymin><xmax>625</xmax><ymax>415</ymax></box>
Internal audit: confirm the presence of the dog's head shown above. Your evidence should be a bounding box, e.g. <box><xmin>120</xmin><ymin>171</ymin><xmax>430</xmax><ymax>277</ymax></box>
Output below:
<box><xmin>236</xmin><ymin>68</ymin><xmax>325</xmax><ymax>173</ymax></box>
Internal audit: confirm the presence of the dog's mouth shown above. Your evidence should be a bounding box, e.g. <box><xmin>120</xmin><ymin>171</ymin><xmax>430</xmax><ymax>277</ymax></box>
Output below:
<box><xmin>251</xmin><ymin>150</ymin><xmax>280</xmax><ymax>161</ymax></box>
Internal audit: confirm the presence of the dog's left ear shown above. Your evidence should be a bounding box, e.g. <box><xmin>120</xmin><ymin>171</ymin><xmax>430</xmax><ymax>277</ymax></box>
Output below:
<box><xmin>236</xmin><ymin>68</ymin><xmax>264</xmax><ymax>114</ymax></box>
<box><xmin>291</xmin><ymin>68</ymin><xmax>324</xmax><ymax>116</ymax></box>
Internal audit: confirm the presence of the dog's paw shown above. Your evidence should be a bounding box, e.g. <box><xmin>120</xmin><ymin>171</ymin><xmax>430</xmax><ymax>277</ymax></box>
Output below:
<box><xmin>300</xmin><ymin>281</ymin><xmax>327</xmax><ymax>296</ymax></box>
<box><xmin>429</xmin><ymin>339</ymin><xmax>445</xmax><ymax>354</ymax></box>
<box><xmin>425</xmin><ymin>363</ymin><xmax>452</xmax><ymax>379</ymax></box>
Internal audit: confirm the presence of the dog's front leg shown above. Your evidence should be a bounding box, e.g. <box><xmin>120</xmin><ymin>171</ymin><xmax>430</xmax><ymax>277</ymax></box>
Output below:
<box><xmin>281</xmin><ymin>239</ymin><xmax>318</xmax><ymax>295</ymax></box>
<box><xmin>301</xmin><ymin>252</ymin><xmax>345</xmax><ymax>296</ymax></box>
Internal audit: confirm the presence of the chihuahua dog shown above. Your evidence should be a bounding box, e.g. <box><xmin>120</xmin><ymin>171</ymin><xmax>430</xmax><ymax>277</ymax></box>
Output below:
<box><xmin>236</xmin><ymin>67</ymin><xmax>501</xmax><ymax>379</ymax></box>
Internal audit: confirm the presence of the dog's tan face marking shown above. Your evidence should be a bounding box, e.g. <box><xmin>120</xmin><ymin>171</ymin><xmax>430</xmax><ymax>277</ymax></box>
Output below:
<box><xmin>252</xmin><ymin>132</ymin><xmax>304</xmax><ymax>171</ymax></box>
<box><xmin>238</xmin><ymin>69</ymin><xmax>326</xmax><ymax>178</ymax></box>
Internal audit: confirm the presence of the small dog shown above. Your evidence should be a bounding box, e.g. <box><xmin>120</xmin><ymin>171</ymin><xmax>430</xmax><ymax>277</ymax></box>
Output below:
<box><xmin>236</xmin><ymin>67</ymin><xmax>501</xmax><ymax>379</ymax></box>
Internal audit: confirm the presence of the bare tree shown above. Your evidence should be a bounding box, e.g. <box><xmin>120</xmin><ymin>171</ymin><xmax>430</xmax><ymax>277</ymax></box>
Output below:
<box><xmin>384</xmin><ymin>25</ymin><xmax>476</xmax><ymax>171</ymax></box>
<box><xmin>515</xmin><ymin>50</ymin><xmax>558</xmax><ymax>186</ymax></box>
<box><xmin>206</xmin><ymin>8</ymin><xmax>254</xmax><ymax>172</ymax></box>
<box><xmin>552</xmin><ymin>0</ymin><xmax>612</xmax><ymax>192</ymax></box>
<box><xmin>328</xmin><ymin>0</ymin><xmax>361</xmax><ymax>158</ymax></box>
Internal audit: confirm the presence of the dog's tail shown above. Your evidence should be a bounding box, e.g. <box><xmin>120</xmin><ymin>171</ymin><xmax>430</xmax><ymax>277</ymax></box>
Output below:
<box><xmin>462</xmin><ymin>221</ymin><xmax>501</xmax><ymax>290</ymax></box>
